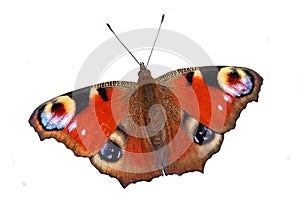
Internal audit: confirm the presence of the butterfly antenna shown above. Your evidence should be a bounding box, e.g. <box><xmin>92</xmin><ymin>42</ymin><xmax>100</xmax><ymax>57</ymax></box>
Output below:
<box><xmin>106</xmin><ymin>23</ymin><xmax>140</xmax><ymax>65</ymax></box>
<box><xmin>146</xmin><ymin>14</ymin><xmax>165</xmax><ymax>68</ymax></box>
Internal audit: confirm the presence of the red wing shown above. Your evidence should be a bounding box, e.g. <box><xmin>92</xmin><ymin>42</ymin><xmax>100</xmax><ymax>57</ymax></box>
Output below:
<box><xmin>29</xmin><ymin>81</ymin><xmax>163</xmax><ymax>187</ymax></box>
<box><xmin>29</xmin><ymin>81</ymin><xmax>136</xmax><ymax>157</ymax></box>
<box><xmin>157</xmin><ymin>66</ymin><xmax>263</xmax><ymax>133</ymax></box>
<box><xmin>156</xmin><ymin>66</ymin><xmax>263</xmax><ymax>175</ymax></box>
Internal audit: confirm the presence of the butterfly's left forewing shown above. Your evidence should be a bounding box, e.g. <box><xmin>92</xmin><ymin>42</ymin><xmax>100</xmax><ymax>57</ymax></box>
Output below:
<box><xmin>29</xmin><ymin>82</ymin><xmax>137</xmax><ymax>157</ymax></box>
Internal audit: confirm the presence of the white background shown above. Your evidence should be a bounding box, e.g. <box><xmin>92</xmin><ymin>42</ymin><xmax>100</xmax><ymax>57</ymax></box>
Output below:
<box><xmin>1</xmin><ymin>0</ymin><xmax>299</xmax><ymax>199</ymax></box>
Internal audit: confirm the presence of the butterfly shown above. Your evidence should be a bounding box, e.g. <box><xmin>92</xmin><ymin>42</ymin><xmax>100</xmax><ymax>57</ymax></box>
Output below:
<box><xmin>29</xmin><ymin>16</ymin><xmax>263</xmax><ymax>188</ymax></box>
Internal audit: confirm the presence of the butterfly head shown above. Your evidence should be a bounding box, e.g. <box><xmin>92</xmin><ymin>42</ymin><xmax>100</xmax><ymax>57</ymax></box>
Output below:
<box><xmin>138</xmin><ymin>62</ymin><xmax>154</xmax><ymax>84</ymax></box>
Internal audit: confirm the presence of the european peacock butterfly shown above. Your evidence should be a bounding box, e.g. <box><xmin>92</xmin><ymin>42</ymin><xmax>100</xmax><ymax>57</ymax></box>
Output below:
<box><xmin>29</xmin><ymin>15</ymin><xmax>263</xmax><ymax>187</ymax></box>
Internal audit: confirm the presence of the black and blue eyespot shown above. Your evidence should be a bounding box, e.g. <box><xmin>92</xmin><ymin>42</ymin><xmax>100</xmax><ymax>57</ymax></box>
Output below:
<box><xmin>194</xmin><ymin>123</ymin><xmax>216</xmax><ymax>145</ymax></box>
<box><xmin>99</xmin><ymin>140</ymin><xmax>122</xmax><ymax>162</ymax></box>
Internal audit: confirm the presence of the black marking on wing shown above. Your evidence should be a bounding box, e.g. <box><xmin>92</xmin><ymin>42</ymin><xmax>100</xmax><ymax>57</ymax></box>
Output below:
<box><xmin>117</xmin><ymin>124</ymin><xmax>128</xmax><ymax>136</ymax></box>
<box><xmin>66</xmin><ymin>87</ymin><xmax>91</xmax><ymax>115</ymax></box>
<box><xmin>97</xmin><ymin>88</ymin><xmax>109</xmax><ymax>102</ymax></box>
<box><xmin>199</xmin><ymin>66</ymin><xmax>222</xmax><ymax>89</ymax></box>
<box><xmin>185</xmin><ymin>72</ymin><xmax>194</xmax><ymax>85</ymax></box>
<box><xmin>37</xmin><ymin>104</ymin><xmax>47</xmax><ymax>129</ymax></box>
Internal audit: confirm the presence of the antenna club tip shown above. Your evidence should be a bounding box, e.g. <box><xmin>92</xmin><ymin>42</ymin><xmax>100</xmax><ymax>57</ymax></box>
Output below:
<box><xmin>106</xmin><ymin>23</ymin><xmax>114</xmax><ymax>32</ymax></box>
<box><xmin>161</xmin><ymin>14</ymin><xmax>165</xmax><ymax>23</ymax></box>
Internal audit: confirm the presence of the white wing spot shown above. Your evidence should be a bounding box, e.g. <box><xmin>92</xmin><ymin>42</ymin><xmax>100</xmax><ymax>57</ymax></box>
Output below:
<box><xmin>218</xmin><ymin>105</ymin><xmax>223</xmax><ymax>111</ymax></box>
<box><xmin>68</xmin><ymin>121</ymin><xmax>77</xmax><ymax>132</ymax></box>
<box><xmin>81</xmin><ymin>129</ymin><xmax>86</xmax><ymax>136</ymax></box>
<box><xmin>223</xmin><ymin>94</ymin><xmax>233</xmax><ymax>103</ymax></box>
